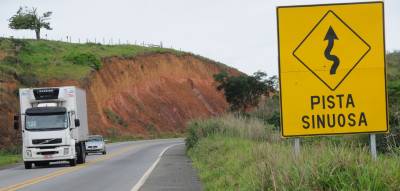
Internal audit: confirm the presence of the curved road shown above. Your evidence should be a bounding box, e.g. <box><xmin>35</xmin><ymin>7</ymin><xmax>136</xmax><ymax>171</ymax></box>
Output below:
<box><xmin>0</xmin><ymin>138</ymin><xmax>184</xmax><ymax>191</ymax></box>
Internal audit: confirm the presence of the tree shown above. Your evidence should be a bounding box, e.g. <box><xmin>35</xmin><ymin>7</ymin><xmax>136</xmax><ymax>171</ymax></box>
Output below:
<box><xmin>8</xmin><ymin>7</ymin><xmax>52</xmax><ymax>40</ymax></box>
<box><xmin>214</xmin><ymin>71</ymin><xmax>277</xmax><ymax>112</ymax></box>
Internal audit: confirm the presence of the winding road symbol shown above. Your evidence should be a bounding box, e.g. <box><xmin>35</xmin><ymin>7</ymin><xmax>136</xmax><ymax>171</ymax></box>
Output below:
<box><xmin>292</xmin><ymin>10</ymin><xmax>371</xmax><ymax>91</ymax></box>
<box><xmin>324</xmin><ymin>26</ymin><xmax>340</xmax><ymax>75</ymax></box>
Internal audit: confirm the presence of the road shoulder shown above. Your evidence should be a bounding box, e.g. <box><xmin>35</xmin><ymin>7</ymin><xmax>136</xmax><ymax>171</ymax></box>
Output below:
<box><xmin>0</xmin><ymin>162</ymin><xmax>21</xmax><ymax>171</ymax></box>
<box><xmin>140</xmin><ymin>144</ymin><xmax>203</xmax><ymax>191</ymax></box>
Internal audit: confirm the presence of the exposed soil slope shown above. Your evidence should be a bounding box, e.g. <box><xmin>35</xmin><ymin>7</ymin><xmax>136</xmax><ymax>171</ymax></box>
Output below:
<box><xmin>85</xmin><ymin>53</ymin><xmax>237</xmax><ymax>136</ymax></box>
<box><xmin>0</xmin><ymin>52</ymin><xmax>238</xmax><ymax>148</ymax></box>
<box><xmin>0</xmin><ymin>78</ymin><xmax>19</xmax><ymax>149</ymax></box>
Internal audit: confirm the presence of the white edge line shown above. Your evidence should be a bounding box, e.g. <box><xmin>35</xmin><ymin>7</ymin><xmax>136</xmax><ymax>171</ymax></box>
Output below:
<box><xmin>130</xmin><ymin>142</ymin><xmax>184</xmax><ymax>191</ymax></box>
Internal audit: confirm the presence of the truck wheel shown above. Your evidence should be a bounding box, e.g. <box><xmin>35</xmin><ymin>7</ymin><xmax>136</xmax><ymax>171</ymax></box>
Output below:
<box><xmin>77</xmin><ymin>143</ymin><xmax>86</xmax><ymax>164</ymax></box>
<box><xmin>69</xmin><ymin>159</ymin><xmax>77</xmax><ymax>166</ymax></box>
<box><xmin>82</xmin><ymin>145</ymin><xmax>86</xmax><ymax>163</ymax></box>
<box><xmin>24</xmin><ymin>162</ymin><xmax>32</xmax><ymax>169</ymax></box>
<box><xmin>102</xmin><ymin>151</ymin><xmax>106</xmax><ymax>155</ymax></box>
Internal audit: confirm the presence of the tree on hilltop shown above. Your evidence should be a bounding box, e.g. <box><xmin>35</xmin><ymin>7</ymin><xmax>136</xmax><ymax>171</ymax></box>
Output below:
<box><xmin>9</xmin><ymin>6</ymin><xmax>52</xmax><ymax>40</ymax></box>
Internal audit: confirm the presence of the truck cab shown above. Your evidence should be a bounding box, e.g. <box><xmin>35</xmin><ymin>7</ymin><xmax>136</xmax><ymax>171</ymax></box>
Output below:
<box><xmin>17</xmin><ymin>87</ymin><xmax>88</xmax><ymax>169</ymax></box>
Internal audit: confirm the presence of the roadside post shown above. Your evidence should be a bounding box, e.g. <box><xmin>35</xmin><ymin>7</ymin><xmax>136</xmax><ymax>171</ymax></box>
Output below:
<box><xmin>294</xmin><ymin>138</ymin><xmax>300</xmax><ymax>157</ymax></box>
<box><xmin>276</xmin><ymin>2</ymin><xmax>388</xmax><ymax>159</ymax></box>
<box><xmin>370</xmin><ymin>134</ymin><xmax>377</xmax><ymax>160</ymax></box>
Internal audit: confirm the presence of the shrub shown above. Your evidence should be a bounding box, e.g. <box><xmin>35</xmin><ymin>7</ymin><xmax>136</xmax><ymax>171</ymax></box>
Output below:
<box><xmin>250</xmin><ymin>95</ymin><xmax>281</xmax><ymax>130</ymax></box>
<box><xmin>186</xmin><ymin>120</ymin><xmax>222</xmax><ymax>149</ymax></box>
<box><xmin>16</xmin><ymin>71</ymin><xmax>39</xmax><ymax>86</ymax></box>
<box><xmin>144</xmin><ymin>122</ymin><xmax>158</xmax><ymax>136</ymax></box>
<box><xmin>213</xmin><ymin>71</ymin><xmax>277</xmax><ymax>112</ymax></box>
<box><xmin>2</xmin><ymin>56</ymin><xmax>19</xmax><ymax>65</ymax></box>
<box><xmin>64</xmin><ymin>52</ymin><xmax>102</xmax><ymax>70</ymax></box>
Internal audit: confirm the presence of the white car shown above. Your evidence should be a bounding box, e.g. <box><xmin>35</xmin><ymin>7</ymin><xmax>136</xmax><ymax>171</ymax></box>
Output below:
<box><xmin>85</xmin><ymin>135</ymin><xmax>106</xmax><ymax>155</ymax></box>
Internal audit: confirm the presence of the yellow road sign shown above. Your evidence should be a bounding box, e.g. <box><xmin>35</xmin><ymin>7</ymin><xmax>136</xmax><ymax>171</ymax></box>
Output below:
<box><xmin>277</xmin><ymin>2</ymin><xmax>387</xmax><ymax>137</ymax></box>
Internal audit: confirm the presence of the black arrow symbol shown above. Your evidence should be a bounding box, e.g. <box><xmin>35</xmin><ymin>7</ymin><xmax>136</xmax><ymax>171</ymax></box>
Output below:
<box><xmin>324</xmin><ymin>26</ymin><xmax>340</xmax><ymax>75</ymax></box>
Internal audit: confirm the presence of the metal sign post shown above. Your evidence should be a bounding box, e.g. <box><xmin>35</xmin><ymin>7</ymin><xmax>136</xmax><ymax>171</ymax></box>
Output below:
<box><xmin>370</xmin><ymin>134</ymin><xmax>377</xmax><ymax>160</ymax></box>
<box><xmin>294</xmin><ymin>138</ymin><xmax>300</xmax><ymax>157</ymax></box>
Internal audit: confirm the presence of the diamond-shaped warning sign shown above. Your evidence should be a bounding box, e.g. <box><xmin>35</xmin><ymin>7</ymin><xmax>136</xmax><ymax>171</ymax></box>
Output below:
<box><xmin>293</xmin><ymin>10</ymin><xmax>370</xmax><ymax>91</ymax></box>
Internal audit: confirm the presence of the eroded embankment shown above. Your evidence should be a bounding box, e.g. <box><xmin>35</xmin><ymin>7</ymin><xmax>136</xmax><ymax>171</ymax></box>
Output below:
<box><xmin>0</xmin><ymin>53</ymin><xmax>237</xmax><ymax>148</ymax></box>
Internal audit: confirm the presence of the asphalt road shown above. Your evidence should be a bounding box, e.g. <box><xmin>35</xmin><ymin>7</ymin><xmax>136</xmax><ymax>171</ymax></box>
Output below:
<box><xmin>0</xmin><ymin>138</ymin><xmax>185</xmax><ymax>191</ymax></box>
<box><xmin>140</xmin><ymin>144</ymin><xmax>202</xmax><ymax>191</ymax></box>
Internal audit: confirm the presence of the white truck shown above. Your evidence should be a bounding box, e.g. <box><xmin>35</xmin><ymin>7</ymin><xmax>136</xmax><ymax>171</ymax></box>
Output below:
<box><xmin>15</xmin><ymin>86</ymin><xmax>89</xmax><ymax>169</ymax></box>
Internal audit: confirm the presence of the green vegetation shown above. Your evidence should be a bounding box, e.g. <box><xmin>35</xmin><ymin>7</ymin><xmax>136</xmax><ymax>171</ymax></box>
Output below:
<box><xmin>0</xmin><ymin>147</ymin><xmax>21</xmax><ymax>168</ymax></box>
<box><xmin>385</xmin><ymin>51</ymin><xmax>400</xmax><ymax>151</ymax></box>
<box><xmin>144</xmin><ymin>122</ymin><xmax>158</xmax><ymax>134</ymax></box>
<box><xmin>104</xmin><ymin>121</ymin><xmax>183</xmax><ymax>142</ymax></box>
<box><xmin>188</xmin><ymin>52</ymin><xmax>400</xmax><ymax>190</ymax></box>
<box><xmin>106</xmin><ymin>133</ymin><xmax>183</xmax><ymax>143</ymax></box>
<box><xmin>104</xmin><ymin>135</ymin><xmax>144</xmax><ymax>143</ymax></box>
<box><xmin>213</xmin><ymin>71</ymin><xmax>277</xmax><ymax>111</ymax></box>
<box><xmin>0</xmin><ymin>38</ymin><xmax>178</xmax><ymax>83</ymax></box>
<box><xmin>386</xmin><ymin>51</ymin><xmax>400</xmax><ymax>81</ymax></box>
<box><xmin>0</xmin><ymin>153</ymin><xmax>20</xmax><ymax>168</ymax></box>
<box><xmin>186</xmin><ymin>114</ymin><xmax>400</xmax><ymax>190</ymax></box>
<box><xmin>250</xmin><ymin>95</ymin><xmax>281</xmax><ymax>129</ymax></box>
<box><xmin>64</xmin><ymin>52</ymin><xmax>102</xmax><ymax>70</ymax></box>
<box><xmin>8</xmin><ymin>7</ymin><xmax>52</xmax><ymax>40</ymax></box>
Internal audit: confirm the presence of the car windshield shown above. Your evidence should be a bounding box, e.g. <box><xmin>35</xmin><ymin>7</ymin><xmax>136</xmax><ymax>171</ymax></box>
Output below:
<box><xmin>25</xmin><ymin>114</ymin><xmax>68</xmax><ymax>130</ymax></box>
<box><xmin>88</xmin><ymin>137</ymin><xmax>103</xmax><ymax>142</ymax></box>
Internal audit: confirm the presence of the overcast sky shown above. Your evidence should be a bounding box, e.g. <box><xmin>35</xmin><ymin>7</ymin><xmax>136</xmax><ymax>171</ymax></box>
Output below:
<box><xmin>0</xmin><ymin>0</ymin><xmax>399</xmax><ymax>75</ymax></box>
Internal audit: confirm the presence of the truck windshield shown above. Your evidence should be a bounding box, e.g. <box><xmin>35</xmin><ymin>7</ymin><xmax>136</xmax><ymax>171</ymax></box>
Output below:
<box><xmin>25</xmin><ymin>114</ymin><xmax>68</xmax><ymax>130</ymax></box>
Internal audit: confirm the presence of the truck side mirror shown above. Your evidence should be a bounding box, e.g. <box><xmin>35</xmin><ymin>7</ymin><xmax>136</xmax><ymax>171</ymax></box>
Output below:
<box><xmin>74</xmin><ymin>119</ymin><xmax>80</xmax><ymax>127</ymax></box>
<box><xmin>13</xmin><ymin>115</ymin><xmax>19</xmax><ymax>130</ymax></box>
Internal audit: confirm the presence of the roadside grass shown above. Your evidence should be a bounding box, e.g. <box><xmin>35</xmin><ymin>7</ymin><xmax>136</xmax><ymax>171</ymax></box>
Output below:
<box><xmin>186</xmin><ymin>114</ymin><xmax>400</xmax><ymax>190</ymax></box>
<box><xmin>105</xmin><ymin>135</ymin><xmax>144</xmax><ymax>143</ymax></box>
<box><xmin>0</xmin><ymin>38</ymin><xmax>179</xmax><ymax>82</ymax></box>
<box><xmin>0</xmin><ymin>150</ymin><xmax>21</xmax><ymax>168</ymax></box>
<box><xmin>188</xmin><ymin>136</ymin><xmax>258</xmax><ymax>190</ymax></box>
<box><xmin>0</xmin><ymin>37</ymin><xmax>231</xmax><ymax>86</ymax></box>
<box><xmin>0</xmin><ymin>154</ymin><xmax>20</xmax><ymax>168</ymax></box>
<box><xmin>106</xmin><ymin>132</ymin><xmax>184</xmax><ymax>144</ymax></box>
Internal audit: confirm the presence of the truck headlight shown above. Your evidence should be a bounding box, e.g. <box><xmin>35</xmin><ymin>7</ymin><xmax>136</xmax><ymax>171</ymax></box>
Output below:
<box><xmin>26</xmin><ymin>150</ymin><xmax>32</xmax><ymax>157</ymax></box>
<box><xmin>63</xmin><ymin>148</ymin><xmax>69</xmax><ymax>155</ymax></box>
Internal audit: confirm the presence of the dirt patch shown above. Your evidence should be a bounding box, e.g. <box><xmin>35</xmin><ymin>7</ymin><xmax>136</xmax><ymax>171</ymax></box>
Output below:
<box><xmin>0</xmin><ymin>51</ymin><xmax>7</xmax><ymax>61</ymax></box>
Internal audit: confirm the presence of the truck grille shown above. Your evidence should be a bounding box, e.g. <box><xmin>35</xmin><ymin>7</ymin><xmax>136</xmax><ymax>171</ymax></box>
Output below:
<box><xmin>32</xmin><ymin>138</ymin><xmax>62</xmax><ymax>145</ymax></box>
<box><xmin>37</xmin><ymin>151</ymin><xmax>59</xmax><ymax>155</ymax></box>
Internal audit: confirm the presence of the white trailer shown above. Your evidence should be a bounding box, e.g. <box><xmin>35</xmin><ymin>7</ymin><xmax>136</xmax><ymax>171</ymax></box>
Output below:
<box><xmin>16</xmin><ymin>86</ymin><xmax>89</xmax><ymax>169</ymax></box>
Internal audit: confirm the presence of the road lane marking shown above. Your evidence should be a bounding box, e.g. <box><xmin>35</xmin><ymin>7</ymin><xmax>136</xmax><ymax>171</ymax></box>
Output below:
<box><xmin>131</xmin><ymin>143</ymin><xmax>184</xmax><ymax>191</ymax></box>
<box><xmin>0</xmin><ymin>164</ymin><xmax>87</xmax><ymax>191</ymax></box>
<box><xmin>0</xmin><ymin>143</ymin><xmax>139</xmax><ymax>191</ymax></box>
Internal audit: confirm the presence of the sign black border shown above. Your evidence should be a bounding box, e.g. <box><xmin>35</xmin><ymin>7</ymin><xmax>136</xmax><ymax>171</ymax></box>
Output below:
<box><xmin>276</xmin><ymin>1</ymin><xmax>388</xmax><ymax>138</ymax></box>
